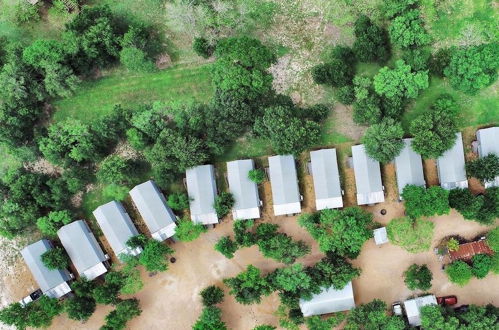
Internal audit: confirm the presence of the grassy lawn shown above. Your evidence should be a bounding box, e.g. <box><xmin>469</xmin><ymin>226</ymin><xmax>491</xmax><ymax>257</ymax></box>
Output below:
<box><xmin>53</xmin><ymin>63</ymin><xmax>213</xmax><ymax>123</ymax></box>
<box><xmin>402</xmin><ymin>77</ymin><xmax>499</xmax><ymax>131</ymax></box>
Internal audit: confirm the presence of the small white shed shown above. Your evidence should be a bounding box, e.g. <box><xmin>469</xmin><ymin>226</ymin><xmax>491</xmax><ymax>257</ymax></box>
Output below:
<box><xmin>373</xmin><ymin>227</ymin><xmax>388</xmax><ymax>245</ymax></box>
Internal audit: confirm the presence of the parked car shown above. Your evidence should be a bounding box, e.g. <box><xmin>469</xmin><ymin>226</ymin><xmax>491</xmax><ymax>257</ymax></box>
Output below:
<box><xmin>392</xmin><ymin>302</ymin><xmax>403</xmax><ymax>316</ymax></box>
<box><xmin>437</xmin><ymin>295</ymin><xmax>458</xmax><ymax>306</ymax></box>
<box><xmin>19</xmin><ymin>289</ymin><xmax>42</xmax><ymax>307</ymax></box>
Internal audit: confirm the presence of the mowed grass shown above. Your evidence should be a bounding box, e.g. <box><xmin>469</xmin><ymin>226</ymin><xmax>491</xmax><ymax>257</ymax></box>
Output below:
<box><xmin>53</xmin><ymin>64</ymin><xmax>213</xmax><ymax>122</ymax></box>
<box><xmin>402</xmin><ymin>77</ymin><xmax>499</xmax><ymax>131</ymax></box>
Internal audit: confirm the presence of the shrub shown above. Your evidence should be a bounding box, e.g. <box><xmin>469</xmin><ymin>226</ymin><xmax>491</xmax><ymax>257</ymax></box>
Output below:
<box><xmin>312</xmin><ymin>60</ymin><xmax>354</xmax><ymax>87</ymax></box>
<box><xmin>36</xmin><ymin>210</ymin><xmax>72</xmax><ymax>236</ymax></box>
<box><xmin>488</xmin><ymin>227</ymin><xmax>499</xmax><ymax>253</ymax></box>
<box><xmin>373</xmin><ymin>60</ymin><xmax>429</xmax><ymax>99</ymax></box>
<box><xmin>41</xmin><ymin>247</ymin><xmax>70</xmax><ymax>270</ymax></box>
<box><xmin>362</xmin><ymin>118</ymin><xmax>404</xmax><ymax>163</ymax></box>
<box><xmin>404</xmin><ymin>264</ymin><xmax>432</xmax><ymax>291</ymax></box>
<box><xmin>448</xmin><ymin>188</ymin><xmax>483</xmax><ymax>221</ymax></box>
<box><xmin>193</xmin><ymin>37</ymin><xmax>215</xmax><ymax>58</ymax></box>
<box><xmin>471</xmin><ymin>254</ymin><xmax>492</xmax><ymax>279</ymax></box>
<box><xmin>214</xmin><ymin>192</ymin><xmax>235</xmax><ymax>218</ymax></box>
<box><xmin>102</xmin><ymin>299</ymin><xmax>141</xmax><ymax>330</ymax></box>
<box><xmin>223</xmin><ymin>265</ymin><xmax>272</xmax><ymax>305</ymax></box>
<box><xmin>466</xmin><ymin>154</ymin><xmax>499</xmax><ymax>183</ymax></box>
<box><xmin>389</xmin><ymin>10</ymin><xmax>431</xmax><ymax>49</ymax></box>
<box><xmin>256</xmin><ymin>229</ymin><xmax>310</xmax><ymax>264</ymax></box>
<box><xmin>65</xmin><ymin>297</ymin><xmax>96</xmax><ymax>321</ymax></box>
<box><xmin>248</xmin><ymin>169</ymin><xmax>265</xmax><ymax>184</ymax></box>
<box><xmin>402</xmin><ymin>185</ymin><xmax>450</xmax><ymax>218</ymax></box>
<box><xmin>382</xmin><ymin>0</ymin><xmax>417</xmax><ymax>19</ymax></box>
<box><xmin>120</xmin><ymin>47</ymin><xmax>155</xmax><ymax>73</ymax></box>
<box><xmin>13</xmin><ymin>2</ymin><xmax>40</xmax><ymax>25</ymax></box>
<box><xmin>429</xmin><ymin>48</ymin><xmax>451</xmax><ymax>77</ymax></box>
<box><xmin>193</xmin><ymin>306</ymin><xmax>227</xmax><ymax>330</ymax></box>
<box><xmin>353</xmin><ymin>15</ymin><xmax>390</xmax><ymax>63</ymax></box>
<box><xmin>167</xmin><ymin>192</ymin><xmax>190</xmax><ymax>211</ymax></box>
<box><xmin>447</xmin><ymin>238</ymin><xmax>459</xmax><ymax>252</ymax></box>
<box><xmin>445</xmin><ymin>261</ymin><xmax>473</xmax><ymax>286</ymax></box>
<box><xmin>387</xmin><ymin>217</ymin><xmax>434</xmax><ymax>253</ymax></box>
<box><xmin>336</xmin><ymin>85</ymin><xmax>355</xmax><ymax>105</ymax></box>
<box><xmin>234</xmin><ymin>220</ymin><xmax>257</xmax><ymax>247</ymax></box>
<box><xmin>174</xmin><ymin>219</ymin><xmax>207</xmax><ymax>242</ymax></box>
<box><xmin>214</xmin><ymin>236</ymin><xmax>238</xmax><ymax>259</ymax></box>
<box><xmin>97</xmin><ymin>155</ymin><xmax>135</xmax><ymax>185</ymax></box>
<box><xmin>402</xmin><ymin>48</ymin><xmax>431</xmax><ymax>71</ymax></box>
<box><xmin>200</xmin><ymin>285</ymin><xmax>224</xmax><ymax>306</ymax></box>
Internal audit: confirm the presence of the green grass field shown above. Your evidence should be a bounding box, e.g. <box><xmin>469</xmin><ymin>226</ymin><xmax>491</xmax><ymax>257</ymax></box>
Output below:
<box><xmin>53</xmin><ymin>64</ymin><xmax>213</xmax><ymax>123</ymax></box>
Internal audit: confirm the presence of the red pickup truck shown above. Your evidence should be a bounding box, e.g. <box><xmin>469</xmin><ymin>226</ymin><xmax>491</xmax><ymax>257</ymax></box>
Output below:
<box><xmin>437</xmin><ymin>295</ymin><xmax>458</xmax><ymax>306</ymax></box>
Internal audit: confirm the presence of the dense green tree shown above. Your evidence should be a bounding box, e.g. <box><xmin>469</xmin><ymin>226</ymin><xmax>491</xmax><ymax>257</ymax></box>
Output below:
<box><xmin>389</xmin><ymin>10</ymin><xmax>431</xmax><ymax>48</ymax></box>
<box><xmin>387</xmin><ymin>217</ymin><xmax>434</xmax><ymax>253</ymax></box>
<box><xmin>41</xmin><ymin>247</ymin><xmax>70</xmax><ymax>270</ymax></box>
<box><xmin>312</xmin><ymin>61</ymin><xmax>354</xmax><ymax>87</ymax></box>
<box><xmin>345</xmin><ymin>299</ymin><xmax>406</xmax><ymax>330</ymax></box>
<box><xmin>0</xmin><ymin>296</ymin><xmax>62</xmax><ymax>330</ymax></box>
<box><xmin>336</xmin><ymin>85</ymin><xmax>355</xmax><ymax>105</ymax></box>
<box><xmin>402</xmin><ymin>185</ymin><xmax>450</xmax><ymax>218</ymax></box>
<box><xmin>421</xmin><ymin>304</ymin><xmax>499</xmax><ymax>329</ymax></box>
<box><xmin>466</xmin><ymin>154</ymin><xmax>499</xmax><ymax>183</ymax></box>
<box><xmin>270</xmin><ymin>264</ymin><xmax>313</xmax><ymax>295</ymax></box>
<box><xmin>223</xmin><ymin>265</ymin><xmax>272</xmax><ymax>305</ymax></box>
<box><xmin>362</xmin><ymin>118</ymin><xmax>404</xmax><ymax>163</ymax></box>
<box><xmin>308</xmin><ymin>254</ymin><xmax>361</xmax><ymax>292</ymax></box>
<box><xmin>200</xmin><ymin>285</ymin><xmax>224</xmax><ymax>306</ymax></box>
<box><xmin>102</xmin><ymin>299</ymin><xmax>142</xmax><ymax>330</ymax></box>
<box><xmin>420</xmin><ymin>305</ymin><xmax>460</xmax><ymax>329</ymax></box>
<box><xmin>477</xmin><ymin>187</ymin><xmax>499</xmax><ymax>225</ymax></box>
<box><xmin>471</xmin><ymin>254</ymin><xmax>492</xmax><ymax>279</ymax></box>
<box><xmin>256</xmin><ymin>223</ymin><xmax>310</xmax><ymax>264</ymax></box>
<box><xmin>175</xmin><ymin>219</ymin><xmax>207</xmax><ymax>242</ymax></box>
<box><xmin>105</xmin><ymin>266</ymin><xmax>144</xmax><ymax>296</ymax></box>
<box><xmin>429</xmin><ymin>48</ymin><xmax>451</xmax><ymax>77</ymax></box>
<box><xmin>138</xmin><ymin>239</ymin><xmax>174</xmax><ymax>272</ymax></box>
<box><xmin>36</xmin><ymin>210</ymin><xmax>72</xmax><ymax>236</ymax></box>
<box><xmin>254</xmin><ymin>105</ymin><xmax>321</xmax><ymax>156</ymax></box>
<box><xmin>65</xmin><ymin>296</ymin><xmax>96</xmax><ymax>321</ymax></box>
<box><xmin>404</xmin><ymin>264</ymin><xmax>432</xmax><ymax>290</ymax></box>
<box><xmin>248</xmin><ymin>169</ymin><xmax>265</xmax><ymax>184</ymax></box>
<box><xmin>234</xmin><ymin>220</ymin><xmax>257</xmax><ymax>247</ymax></box>
<box><xmin>448</xmin><ymin>188</ymin><xmax>483</xmax><ymax>221</ymax></box>
<box><xmin>382</xmin><ymin>0</ymin><xmax>417</xmax><ymax>18</ymax></box>
<box><xmin>71</xmin><ymin>277</ymin><xmax>96</xmax><ymax>298</ymax></box>
<box><xmin>446</xmin><ymin>260</ymin><xmax>473</xmax><ymax>286</ymax></box>
<box><xmin>214</xmin><ymin>236</ymin><xmax>238</xmax><ymax>259</ymax></box>
<box><xmin>120</xmin><ymin>47</ymin><xmax>155</xmax><ymax>72</ymax></box>
<box><xmin>167</xmin><ymin>193</ymin><xmax>190</xmax><ymax>211</ymax></box>
<box><xmin>193</xmin><ymin>306</ymin><xmax>227</xmax><ymax>330</ymax></box>
<box><xmin>38</xmin><ymin>120</ymin><xmax>101</xmax><ymax>166</ymax></box>
<box><xmin>253</xmin><ymin>326</ymin><xmax>276</xmax><ymax>330</ymax></box>
<box><xmin>444</xmin><ymin>44</ymin><xmax>499</xmax><ymax>95</ymax></box>
<box><xmin>402</xmin><ymin>48</ymin><xmax>431</xmax><ymax>72</ymax></box>
<box><xmin>93</xmin><ymin>281</ymin><xmax>121</xmax><ymax>305</ymax></box>
<box><xmin>298</xmin><ymin>208</ymin><xmax>374</xmax><ymax>258</ymax></box>
<box><xmin>353</xmin><ymin>15</ymin><xmax>390</xmax><ymax>63</ymax></box>
<box><xmin>212</xmin><ymin>36</ymin><xmax>276</xmax><ymax>100</ymax></box>
<box><xmin>193</xmin><ymin>37</ymin><xmax>215</xmax><ymax>58</ymax></box>
<box><xmin>374</xmin><ymin>60</ymin><xmax>428</xmax><ymax>99</ymax></box>
<box><xmin>213</xmin><ymin>192</ymin><xmax>234</xmax><ymax>218</ymax></box>
<box><xmin>409</xmin><ymin>98</ymin><xmax>458</xmax><ymax>158</ymax></box>
<box><xmin>492</xmin><ymin>253</ymin><xmax>499</xmax><ymax>275</ymax></box>
<box><xmin>97</xmin><ymin>155</ymin><xmax>135</xmax><ymax>185</ymax></box>
<box><xmin>488</xmin><ymin>227</ymin><xmax>499</xmax><ymax>253</ymax></box>
<box><xmin>306</xmin><ymin>314</ymin><xmax>345</xmax><ymax>330</ymax></box>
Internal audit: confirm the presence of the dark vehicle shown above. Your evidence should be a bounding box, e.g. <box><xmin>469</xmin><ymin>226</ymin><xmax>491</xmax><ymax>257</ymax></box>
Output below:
<box><xmin>437</xmin><ymin>295</ymin><xmax>458</xmax><ymax>306</ymax></box>
<box><xmin>454</xmin><ymin>305</ymin><xmax>469</xmax><ymax>313</ymax></box>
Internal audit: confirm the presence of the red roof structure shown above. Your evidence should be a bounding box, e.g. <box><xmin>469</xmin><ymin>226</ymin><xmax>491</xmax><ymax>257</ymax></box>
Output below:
<box><xmin>449</xmin><ymin>240</ymin><xmax>493</xmax><ymax>261</ymax></box>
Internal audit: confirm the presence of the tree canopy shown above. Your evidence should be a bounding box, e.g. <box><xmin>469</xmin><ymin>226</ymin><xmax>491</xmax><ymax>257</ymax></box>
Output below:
<box><xmin>466</xmin><ymin>154</ymin><xmax>499</xmax><ymax>183</ymax></box>
<box><xmin>345</xmin><ymin>299</ymin><xmax>406</xmax><ymax>330</ymax></box>
<box><xmin>223</xmin><ymin>265</ymin><xmax>273</xmax><ymax>305</ymax></box>
<box><xmin>362</xmin><ymin>118</ymin><xmax>404</xmax><ymax>163</ymax></box>
<box><xmin>445</xmin><ymin>260</ymin><xmax>473</xmax><ymax>286</ymax></box>
<box><xmin>421</xmin><ymin>304</ymin><xmax>499</xmax><ymax>330</ymax></box>
<box><xmin>388</xmin><ymin>10</ymin><xmax>431</xmax><ymax>48</ymax></box>
<box><xmin>402</xmin><ymin>185</ymin><xmax>450</xmax><ymax>218</ymax></box>
<box><xmin>374</xmin><ymin>60</ymin><xmax>429</xmax><ymax>99</ymax></box>
<box><xmin>403</xmin><ymin>264</ymin><xmax>432</xmax><ymax>291</ymax></box>
<box><xmin>387</xmin><ymin>217</ymin><xmax>434</xmax><ymax>253</ymax></box>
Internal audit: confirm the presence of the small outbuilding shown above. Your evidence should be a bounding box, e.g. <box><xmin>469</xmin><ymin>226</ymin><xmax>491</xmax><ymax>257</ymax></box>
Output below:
<box><xmin>57</xmin><ymin>220</ymin><xmax>108</xmax><ymax>281</ymax></box>
<box><xmin>310</xmin><ymin>149</ymin><xmax>343</xmax><ymax>210</ymax></box>
<box><xmin>476</xmin><ymin>126</ymin><xmax>499</xmax><ymax>187</ymax></box>
<box><xmin>93</xmin><ymin>201</ymin><xmax>142</xmax><ymax>261</ymax></box>
<box><xmin>21</xmin><ymin>239</ymin><xmax>72</xmax><ymax>299</ymax></box>
<box><xmin>373</xmin><ymin>227</ymin><xmax>388</xmax><ymax>245</ymax></box>
<box><xmin>186</xmin><ymin>164</ymin><xmax>218</xmax><ymax>224</ymax></box>
<box><xmin>403</xmin><ymin>295</ymin><xmax>437</xmax><ymax>327</ymax></box>
<box><xmin>351</xmin><ymin>144</ymin><xmax>384</xmax><ymax>205</ymax></box>
<box><xmin>436</xmin><ymin>132</ymin><xmax>468</xmax><ymax>190</ymax></box>
<box><xmin>130</xmin><ymin>180</ymin><xmax>178</xmax><ymax>241</ymax></box>
<box><xmin>227</xmin><ymin>159</ymin><xmax>261</xmax><ymax>220</ymax></box>
<box><xmin>299</xmin><ymin>281</ymin><xmax>356</xmax><ymax>317</ymax></box>
<box><xmin>268</xmin><ymin>155</ymin><xmax>301</xmax><ymax>216</ymax></box>
<box><xmin>394</xmin><ymin>138</ymin><xmax>425</xmax><ymax>199</ymax></box>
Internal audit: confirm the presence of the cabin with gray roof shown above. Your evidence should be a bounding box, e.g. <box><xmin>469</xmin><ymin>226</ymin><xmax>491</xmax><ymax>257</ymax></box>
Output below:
<box><xmin>299</xmin><ymin>281</ymin><xmax>355</xmax><ymax>317</ymax></box>
<box><xmin>476</xmin><ymin>127</ymin><xmax>499</xmax><ymax>187</ymax></box>
<box><xmin>93</xmin><ymin>201</ymin><xmax>142</xmax><ymax>261</ymax></box>
<box><xmin>57</xmin><ymin>220</ymin><xmax>108</xmax><ymax>281</ymax></box>
<box><xmin>394</xmin><ymin>138</ymin><xmax>426</xmax><ymax>199</ymax></box>
<box><xmin>130</xmin><ymin>180</ymin><xmax>177</xmax><ymax>241</ymax></box>
<box><xmin>21</xmin><ymin>239</ymin><xmax>72</xmax><ymax>299</ymax></box>
<box><xmin>186</xmin><ymin>165</ymin><xmax>218</xmax><ymax>224</ymax></box>
<box><xmin>436</xmin><ymin>132</ymin><xmax>468</xmax><ymax>190</ymax></box>
<box><xmin>310</xmin><ymin>149</ymin><xmax>343</xmax><ymax>210</ymax></box>
<box><xmin>268</xmin><ymin>155</ymin><xmax>301</xmax><ymax>216</ymax></box>
<box><xmin>352</xmin><ymin>144</ymin><xmax>384</xmax><ymax>205</ymax></box>
<box><xmin>227</xmin><ymin>159</ymin><xmax>261</xmax><ymax>220</ymax></box>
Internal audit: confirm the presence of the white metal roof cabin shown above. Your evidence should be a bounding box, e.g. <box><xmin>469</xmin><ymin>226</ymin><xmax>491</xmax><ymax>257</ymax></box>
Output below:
<box><xmin>310</xmin><ymin>149</ymin><xmax>343</xmax><ymax>210</ymax></box>
<box><xmin>404</xmin><ymin>295</ymin><xmax>437</xmax><ymax>327</ymax></box>
<box><xmin>394</xmin><ymin>138</ymin><xmax>426</xmax><ymax>199</ymax></box>
<box><xmin>130</xmin><ymin>180</ymin><xmax>178</xmax><ymax>241</ymax></box>
<box><xmin>352</xmin><ymin>144</ymin><xmax>385</xmax><ymax>205</ymax></box>
<box><xmin>476</xmin><ymin>127</ymin><xmax>499</xmax><ymax>187</ymax></box>
<box><xmin>299</xmin><ymin>281</ymin><xmax>356</xmax><ymax>317</ymax></box>
<box><xmin>227</xmin><ymin>159</ymin><xmax>261</xmax><ymax>220</ymax></box>
<box><xmin>57</xmin><ymin>220</ymin><xmax>108</xmax><ymax>280</ymax></box>
<box><xmin>93</xmin><ymin>201</ymin><xmax>142</xmax><ymax>261</ymax></box>
<box><xmin>436</xmin><ymin>132</ymin><xmax>468</xmax><ymax>190</ymax></box>
<box><xmin>186</xmin><ymin>164</ymin><xmax>219</xmax><ymax>225</ymax></box>
<box><xmin>268</xmin><ymin>155</ymin><xmax>302</xmax><ymax>216</ymax></box>
<box><xmin>21</xmin><ymin>239</ymin><xmax>72</xmax><ymax>299</ymax></box>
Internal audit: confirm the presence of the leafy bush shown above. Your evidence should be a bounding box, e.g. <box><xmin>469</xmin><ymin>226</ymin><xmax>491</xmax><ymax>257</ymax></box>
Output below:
<box><xmin>13</xmin><ymin>2</ymin><xmax>40</xmax><ymax>25</ymax></box>
<box><xmin>174</xmin><ymin>219</ymin><xmax>207</xmax><ymax>242</ymax></box>
<box><xmin>389</xmin><ymin>10</ymin><xmax>431</xmax><ymax>49</ymax></box>
<box><xmin>353</xmin><ymin>15</ymin><xmax>390</xmax><ymax>63</ymax></box>
<box><xmin>102</xmin><ymin>299</ymin><xmax>141</xmax><ymax>330</ymax></box>
<box><xmin>336</xmin><ymin>85</ymin><xmax>355</xmax><ymax>105</ymax></box>
<box><xmin>448</xmin><ymin>188</ymin><xmax>483</xmax><ymax>220</ymax></box>
<box><xmin>312</xmin><ymin>60</ymin><xmax>354</xmax><ymax>87</ymax></box>
<box><xmin>126</xmin><ymin>236</ymin><xmax>174</xmax><ymax>272</ymax></box>
<box><xmin>471</xmin><ymin>254</ymin><xmax>492</xmax><ymax>279</ymax></box>
<box><xmin>97</xmin><ymin>155</ymin><xmax>135</xmax><ymax>185</ymax></box>
<box><xmin>387</xmin><ymin>217</ymin><xmax>434</xmax><ymax>253</ymax></box>
<box><xmin>382</xmin><ymin>0</ymin><xmax>417</xmax><ymax>18</ymax></box>
<box><xmin>214</xmin><ymin>236</ymin><xmax>238</xmax><ymax>259</ymax></box>
<box><xmin>0</xmin><ymin>296</ymin><xmax>62</xmax><ymax>329</ymax></box>
<box><xmin>193</xmin><ymin>306</ymin><xmax>227</xmax><ymax>330</ymax></box>
<box><xmin>404</xmin><ymin>264</ymin><xmax>432</xmax><ymax>291</ymax></box>
<box><xmin>488</xmin><ymin>227</ymin><xmax>499</xmax><ymax>253</ymax></box>
<box><xmin>41</xmin><ymin>247</ymin><xmax>70</xmax><ymax>270</ymax></box>
<box><xmin>65</xmin><ymin>297</ymin><xmax>96</xmax><ymax>321</ymax></box>
<box><xmin>256</xmin><ymin>227</ymin><xmax>310</xmax><ymax>264</ymax></box>
<box><xmin>447</xmin><ymin>238</ymin><xmax>459</xmax><ymax>252</ymax></box>
<box><xmin>193</xmin><ymin>37</ymin><xmax>215</xmax><ymax>58</ymax></box>
<box><xmin>362</xmin><ymin>118</ymin><xmax>404</xmax><ymax>163</ymax></box>
<box><xmin>466</xmin><ymin>154</ymin><xmax>499</xmax><ymax>183</ymax></box>
<box><xmin>167</xmin><ymin>193</ymin><xmax>190</xmax><ymax>211</ymax></box>
<box><xmin>36</xmin><ymin>210</ymin><xmax>72</xmax><ymax>236</ymax></box>
<box><xmin>346</xmin><ymin>299</ymin><xmax>406</xmax><ymax>329</ymax></box>
<box><xmin>429</xmin><ymin>48</ymin><xmax>451</xmax><ymax>77</ymax></box>
<box><xmin>120</xmin><ymin>47</ymin><xmax>156</xmax><ymax>73</ymax></box>
<box><xmin>214</xmin><ymin>192</ymin><xmax>235</xmax><ymax>218</ymax></box>
<box><xmin>234</xmin><ymin>220</ymin><xmax>257</xmax><ymax>247</ymax></box>
<box><xmin>402</xmin><ymin>48</ymin><xmax>431</xmax><ymax>71</ymax></box>
<box><xmin>445</xmin><ymin>260</ymin><xmax>473</xmax><ymax>286</ymax></box>
<box><xmin>402</xmin><ymin>185</ymin><xmax>450</xmax><ymax>218</ymax></box>
<box><xmin>248</xmin><ymin>169</ymin><xmax>265</xmax><ymax>184</ymax></box>
<box><xmin>374</xmin><ymin>60</ymin><xmax>428</xmax><ymax>99</ymax></box>
<box><xmin>200</xmin><ymin>285</ymin><xmax>224</xmax><ymax>306</ymax></box>
<box><xmin>223</xmin><ymin>265</ymin><xmax>272</xmax><ymax>305</ymax></box>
